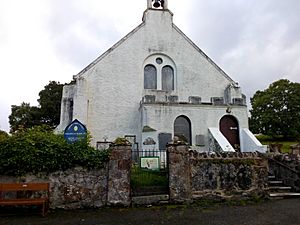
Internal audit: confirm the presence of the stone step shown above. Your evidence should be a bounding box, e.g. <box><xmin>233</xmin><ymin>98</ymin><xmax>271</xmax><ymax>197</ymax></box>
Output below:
<box><xmin>132</xmin><ymin>194</ymin><xmax>169</xmax><ymax>205</ymax></box>
<box><xmin>269</xmin><ymin>192</ymin><xmax>300</xmax><ymax>198</ymax></box>
<box><xmin>159</xmin><ymin>200</ymin><xmax>170</xmax><ymax>205</ymax></box>
<box><xmin>268</xmin><ymin>175</ymin><xmax>276</xmax><ymax>179</ymax></box>
<box><xmin>268</xmin><ymin>186</ymin><xmax>292</xmax><ymax>191</ymax></box>
<box><xmin>268</xmin><ymin>180</ymin><xmax>283</xmax><ymax>185</ymax></box>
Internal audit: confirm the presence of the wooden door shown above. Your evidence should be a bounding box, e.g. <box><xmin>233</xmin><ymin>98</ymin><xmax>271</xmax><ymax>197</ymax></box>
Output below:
<box><xmin>219</xmin><ymin>115</ymin><xmax>240</xmax><ymax>151</ymax></box>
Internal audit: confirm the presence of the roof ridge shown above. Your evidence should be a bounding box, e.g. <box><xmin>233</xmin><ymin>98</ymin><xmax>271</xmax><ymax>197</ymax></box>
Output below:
<box><xmin>76</xmin><ymin>22</ymin><xmax>146</xmax><ymax>78</ymax></box>
<box><xmin>172</xmin><ymin>24</ymin><xmax>235</xmax><ymax>83</ymax></box>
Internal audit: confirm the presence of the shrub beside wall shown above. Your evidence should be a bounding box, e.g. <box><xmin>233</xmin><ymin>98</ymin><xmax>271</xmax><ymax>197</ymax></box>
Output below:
<box><xmin>0</xmin><ymin>126</ymin><xmax>110</xmax><ymax>176</ymax></box>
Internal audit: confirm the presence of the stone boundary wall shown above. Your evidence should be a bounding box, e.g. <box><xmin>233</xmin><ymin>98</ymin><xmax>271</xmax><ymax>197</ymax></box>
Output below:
<box><xmin>0</xmin><ymin>145</ymin><xmax>131</xmax><ymax>209</ymax></box>
<box><xmin>168</xmin><ymin>144</ymin><xmax>269</xmax><ymax>202</ymax></box>
<box><xmin>269</xmin><ymin>154</ymin><xmax>300</xmax><ymax>192</ymax></box>
<box><xmin>1</xmin><ymin>144</ymin><xmax>268</xmax><ymax>208</ymax></box>
<box><xmin>0</xmin><ymin>167</ymin><xmax>108</xmax><ymax>209</ymax></box>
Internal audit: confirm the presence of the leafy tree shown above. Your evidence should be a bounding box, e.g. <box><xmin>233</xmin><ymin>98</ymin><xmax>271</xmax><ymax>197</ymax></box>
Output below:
<box><xmin>0</xmin><ymin>130</ymin><xmax>9</xmax><ymax>141</ymax></box>
<box><xmin>38</xmin><ymin>81</ymin><xmax>64</xmax><ymax>128</ymax></box>
<box><xmin>249</xmin><ymin>79</ymin><xmax>300</xmax><ymax>138</ymax></box>
<box><xmin>9</xmin><ymin>102</ymin><xmax>42</xmax><ymax>133</ymax></box>
<box><xmin>8</xmin><ymin>81</ymin><xmax>64</xmax><ymax>132</ymax></box>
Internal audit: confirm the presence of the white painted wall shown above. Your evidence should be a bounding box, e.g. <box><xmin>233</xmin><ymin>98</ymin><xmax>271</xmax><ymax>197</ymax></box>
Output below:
<box><xmin>241</xmin><ymin>128</ymin><xmax>267</xmax><ymax>153</ymax></box>
<box><xmin>56</xmin><ymin>84</ymin><xmax>76</xmax><ymax>132</ymax></box>
<box><xmin>208</xmin><ymin>128</ymin><xmax>235</xmax><ymax>152</ymax></box>
<box><xmin>140</xmin><ymin>103</ymin><xmax>248</xmax><ymax>148</ymax></box>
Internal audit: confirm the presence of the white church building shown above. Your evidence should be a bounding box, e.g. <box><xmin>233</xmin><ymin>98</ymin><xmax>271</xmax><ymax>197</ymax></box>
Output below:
<box><xmin>56</xmin><ymin>0</ymin><xmax>266</xmax><ymax>153</ymax></box>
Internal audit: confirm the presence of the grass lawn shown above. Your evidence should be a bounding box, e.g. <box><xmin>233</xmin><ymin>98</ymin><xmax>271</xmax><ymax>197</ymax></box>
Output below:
<box><xmin>256</xmin><ymin>135</ymin><xmax>299</xmax><ymax>153</ymax></box>
<box><xmin>131</xmin><ymin>165</ymin><xmax>168</xmax><ymax>187</ymax></box>
<box><xmin>260</xmin><ymin>141</ymin><xmax>297</xmax><ymax>153</ymax></box>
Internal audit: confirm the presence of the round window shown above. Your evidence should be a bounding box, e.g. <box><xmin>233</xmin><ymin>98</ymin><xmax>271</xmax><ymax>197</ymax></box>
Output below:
<box><xmin>156</xmin><ymin>57</ymin><xmax>163</xmax><ymax>64</ymax></box>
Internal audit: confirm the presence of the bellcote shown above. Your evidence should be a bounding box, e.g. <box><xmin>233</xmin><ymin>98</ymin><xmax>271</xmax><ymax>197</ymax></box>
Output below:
<box><xmin>143</xmin><ymin>0</ymin><xmax>173</xmax><ymax>24</ymax></box>
<box><xmin>147</xmin><ymin>0</ymin><xmax>168</xmax><ymax>10</ymax></box>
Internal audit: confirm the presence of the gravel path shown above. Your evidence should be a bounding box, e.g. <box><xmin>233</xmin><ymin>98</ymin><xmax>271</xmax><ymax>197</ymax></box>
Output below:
<box><xmin>1</xmin><ymin>198</ymin><xmax>300</xmax><ymax>225</ymax></box>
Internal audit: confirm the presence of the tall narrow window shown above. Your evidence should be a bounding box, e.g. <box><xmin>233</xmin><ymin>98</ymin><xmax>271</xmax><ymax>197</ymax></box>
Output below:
<box><xmin>174</xmin><ymin>116</ymin><xmax>192</xmax><ymax>145</ymax></box>
<box><xmin>144</xmin><ymin>64</ymin><xmax>157</xmax><ymax>89</ymax></box>
<box><xmin>162</xmin><ymin>65</ymin><xmax>174</xmax><ymax>91</ymax></box>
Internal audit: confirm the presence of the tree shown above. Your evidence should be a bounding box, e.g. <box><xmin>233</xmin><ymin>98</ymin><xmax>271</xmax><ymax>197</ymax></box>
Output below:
<box><xmin>0</xmin><ymin>130</ymin><xmax>9</xmax><ymax>141</ymax></box>
<box><xmin>8</xmin><ymin>81</ymin><xmax>64</xmax><ymax>132</ymax></box>
<box><xmin>38</xmin><ymin>81</ymin><xmax>64</xmax><ymax>128</ymax></box>
<box><xmin>249</xmin><ymin>79</ymin><xmax>300</xmax><ymax>138</ymax></box>
<box><xmin>9</xmin><ymin>102</ymin><xmax>42</xmax><ymax>132</ymax></box>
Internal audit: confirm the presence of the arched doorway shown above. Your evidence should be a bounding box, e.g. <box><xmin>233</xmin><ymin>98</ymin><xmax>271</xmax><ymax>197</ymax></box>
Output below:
<box><xmin>219</xmin><ymin>115</ymin><xmax>240</xmax><ymax>151</ymax></box>
<box><xmin>174</xmin><ymin>116</ymin><xmax>192</xmax><ymax>145</ymax></box>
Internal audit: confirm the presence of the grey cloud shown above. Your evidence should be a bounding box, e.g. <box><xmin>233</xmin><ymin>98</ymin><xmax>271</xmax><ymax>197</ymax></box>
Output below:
<box><xmin>184</xmin><ymin>0</ymin><xmax>300</xmax><ymax>102</ymax></box>
<box><xmin>44</xmin><ymin>0</ymin><xmax>122</xmax><ymax>71</ymax></box>
<box><xmin>186</xmin><ymin>0</ymin><xmax>256</xmax><ymax>59</ymax></box>
<box><xmin>51</xmin><ymin>22</ymin><xmax>121</xmax><ymax>70</ymax></box>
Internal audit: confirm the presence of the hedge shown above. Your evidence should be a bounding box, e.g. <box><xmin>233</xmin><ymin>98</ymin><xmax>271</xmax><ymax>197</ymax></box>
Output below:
<box><xmin>0</xmin><ymin>126</ymin><xmax>110</xmax><ymax>176</ymax></box>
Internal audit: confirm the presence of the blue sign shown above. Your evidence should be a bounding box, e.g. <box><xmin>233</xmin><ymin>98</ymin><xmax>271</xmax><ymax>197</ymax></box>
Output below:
<box><xmin>64</xmin><ymin>119</ymin><xmax>87</xmax><ymax>143</ymax></box>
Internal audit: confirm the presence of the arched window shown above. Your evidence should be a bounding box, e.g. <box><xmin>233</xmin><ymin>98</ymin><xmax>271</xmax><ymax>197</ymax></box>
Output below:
<box><xmin>143</xmin><ymin>55</ymin><xmax>176</xmax><ymax>91</ymax></box>
<box><xmin>144</xmin><ymin>64</ymin><xmax>157</xmax><ymax>89</ymax></box>
<box><xmin>174</xmin><ymin>115</ymin><xmax>192</xmax><ymax>145</ymax></box>
<box><xmin>162</xmin><ymin>66</ymin><xmax>174</xmax><ymax>91</ymax></box>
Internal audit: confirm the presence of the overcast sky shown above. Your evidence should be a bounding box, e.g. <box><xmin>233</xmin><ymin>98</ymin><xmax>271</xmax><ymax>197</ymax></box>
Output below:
<box><xmin>1</xmin><ymin>0</ymin><xmax>300</xmax><ymax>132</ymax></box>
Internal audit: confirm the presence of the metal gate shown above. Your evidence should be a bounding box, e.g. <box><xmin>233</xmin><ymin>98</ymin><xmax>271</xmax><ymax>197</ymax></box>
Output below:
<box><xmin>131</xmin><ymin>149</ymin><xmax>169</xmax><ymax>197</ymax></box>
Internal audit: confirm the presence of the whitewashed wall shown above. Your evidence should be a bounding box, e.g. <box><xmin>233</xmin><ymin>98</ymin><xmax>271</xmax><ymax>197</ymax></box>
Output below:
<box><xmin>140</xmin><ymin>103</ymin><xmax>248</xmax><ymax>149</ymax></box>
<box><xmin>57</xmin><ymin>9</ymin><xmax>248</xmax><ymax>148</ymax></box>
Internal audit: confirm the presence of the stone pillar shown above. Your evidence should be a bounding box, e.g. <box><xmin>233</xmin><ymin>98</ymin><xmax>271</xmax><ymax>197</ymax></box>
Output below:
<box><xmin>168</xmin><ymin>143</ymin><xmax>191</xmax><ymax>202</ymax></box>
<box><xmin>107</xmin><ymin>145</ymin><xmax>131</xmax><ymax>206</ymax></box>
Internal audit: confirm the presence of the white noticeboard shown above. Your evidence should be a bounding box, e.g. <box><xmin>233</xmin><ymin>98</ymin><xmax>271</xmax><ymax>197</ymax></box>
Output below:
<box><xmin>140</xmin><ymin>157</ymin><xmax>160</xmax><ymax>171</ymax></box>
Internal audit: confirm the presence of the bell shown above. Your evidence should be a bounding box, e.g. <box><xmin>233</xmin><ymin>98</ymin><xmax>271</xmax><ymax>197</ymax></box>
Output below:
<box><xmin>153</xmin><ymin>0</ymin><xmax>161</xmax><ymax>8</ymax></box>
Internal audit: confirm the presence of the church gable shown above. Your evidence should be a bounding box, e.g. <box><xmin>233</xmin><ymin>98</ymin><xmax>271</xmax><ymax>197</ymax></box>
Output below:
<box><xmin>56</xmin><ymin>0</ymin><xmax>265</xmax><ymax>154</ymax></box>
<box><xmin>172</xmin><ymin>24</ymin><xmax>234</xmax><ymax>83</ymax></box>
<box><xmin>74</xmin><ymin>6</ymin><xmax>238</xmax><ymax>104</ymax></box>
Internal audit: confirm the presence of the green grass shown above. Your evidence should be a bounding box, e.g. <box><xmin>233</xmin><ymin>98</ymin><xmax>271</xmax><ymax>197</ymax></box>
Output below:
<box><xmin>131</xmin><ymin>166</ymin><xmax>168</xmax><ymax>187</ymax></box>
<box><xmin>256</xmin><ymin>135</ymin><xmax>299</xmax><ymax>153</ymax></box>
<box><xmin>261</xmin><ymin>141</ymin><xmax>298</xmax><ymax>153</ymax></box>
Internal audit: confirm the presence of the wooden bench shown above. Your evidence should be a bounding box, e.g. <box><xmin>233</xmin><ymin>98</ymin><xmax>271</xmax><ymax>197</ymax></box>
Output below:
<box><xmin>0</xmin><ymin>183</ymin><xmax>50</xmax><ymax>216</ymax></box>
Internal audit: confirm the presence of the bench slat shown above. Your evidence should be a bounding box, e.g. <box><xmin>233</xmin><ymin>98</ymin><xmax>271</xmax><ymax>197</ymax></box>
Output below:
<box><xmin>0</xmin><ymin>183</ymin><xmax>49</xmax><ymax>191</ymax></box>
<box><xmin>0</xmin><ymin>198</ymin><xmax>48</xmax><ymax>205</ymax></box>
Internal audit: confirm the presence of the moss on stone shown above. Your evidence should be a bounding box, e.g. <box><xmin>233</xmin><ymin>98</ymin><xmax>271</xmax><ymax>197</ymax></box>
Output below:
<box><xmin>113</xmin><ymin>137</ymin><xmax>131</xmax><ymax>146</ymax></box>
<box><xmin>142</xmin><ymin>126</ymin><xmax>157</xmax><ymax>132</ymax></box>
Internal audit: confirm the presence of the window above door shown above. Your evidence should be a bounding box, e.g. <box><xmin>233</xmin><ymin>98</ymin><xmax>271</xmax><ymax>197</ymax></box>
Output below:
<box><xmin>143</xmin><ymin>54</ymin><xmax>176</xmax><ymax>91</ymax></box>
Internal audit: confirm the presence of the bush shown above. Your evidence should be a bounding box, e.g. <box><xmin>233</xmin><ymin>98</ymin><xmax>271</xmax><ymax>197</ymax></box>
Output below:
<box><xmin>0</xmin><ymin>130</ymin><xmax>9</xmax><ymax>142</ymax></box>
<box><xmin>0</xmin><ymin>126</ymin><xmax>110</xmax><ymax>176</ymax></box>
